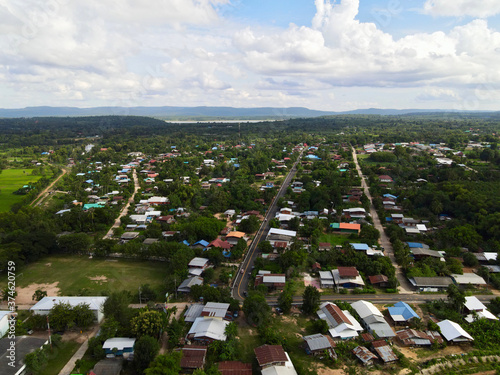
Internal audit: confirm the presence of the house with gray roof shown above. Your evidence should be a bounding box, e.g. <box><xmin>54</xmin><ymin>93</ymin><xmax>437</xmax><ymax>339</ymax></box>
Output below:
<box><xmin>351</xmin><ymin>300</ymin><xmax>395</xmax><ymax>339</ymax></box>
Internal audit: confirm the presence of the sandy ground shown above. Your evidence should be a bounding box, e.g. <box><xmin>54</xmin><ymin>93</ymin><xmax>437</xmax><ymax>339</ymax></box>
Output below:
<box><xmin>16</xmin><ymin>282</ymin><xmax>60</xmax><ymax>305</ymax></box>
<box><xmin>302</xmin><ymin>273</ymin><xmax>322</xmax><ymax>291</ymax></box>
<box><xmin>398</xmin><ymin>346</ymin><xmax>419</xmax><ymax>360</ymax></box>
<box><xmin>88</xmin><ymin>276</ymin><xmax>108</xmax><ymax>286</ymax></box>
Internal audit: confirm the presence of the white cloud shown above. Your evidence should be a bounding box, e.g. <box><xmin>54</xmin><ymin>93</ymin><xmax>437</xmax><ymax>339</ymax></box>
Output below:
<box><xmin>423</xmin><ymin>0</ymin><xmax>500</xmax><ymax>18</ymax></box>
<box><xmin>417</xmin><ymin>88</ymin><xmax>459</xmax><ymax>101</ymax></box>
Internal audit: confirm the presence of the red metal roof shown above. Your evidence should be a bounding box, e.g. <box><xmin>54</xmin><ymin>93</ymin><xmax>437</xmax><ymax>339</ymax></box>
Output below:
<box><xmin>218</xmin><ymin>361</ymin><xmax>252</xmax><ymax>375</ymax></box>
<box><xmin>180</xmin><ymin>346</ymin><xmax>207</xmax><ymax>369</ymax></box>
<box><xmin>368</xmin><ymin>275</ymin><xmax>389</xmax><ymax>284</ymax></box>
<box><xmin>325</xmin><ymin>303</ymin><xmax>351</xmax><ymax>325</ymax></box>
<box><xmin>337</xmin><ymin>267</ymin><xmax>359</xmax><ymax>278</ymax></box>
<box><xmin>254</xmin><ymin>345</ymin><xmax>288</xmax><ymax>367</ymax></box>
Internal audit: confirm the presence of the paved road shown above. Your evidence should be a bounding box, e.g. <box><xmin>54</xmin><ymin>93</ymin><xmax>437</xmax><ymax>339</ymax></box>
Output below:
<box><xmin>351</xmin><ymin>147</ymin><xmax>414</xmax><ymax>293</ymax></box>
<box><xmin>58</xmin><ymin>325</ymin><xmax>100</xmax><ymax>375</ymax></box>
<box><xmin>265</xmin><ymin>293</ymin><xmax>498</xmax><ymax>306</ymax></box>
<box><xmin>232</xmin><ymin>148</ymin><xmax>304</xmax><ymax>301</ymax></box>
<box><xmin>103</xmin><ymin>169</ymin><xmax>140</xmax><ymax>239</ymax></box>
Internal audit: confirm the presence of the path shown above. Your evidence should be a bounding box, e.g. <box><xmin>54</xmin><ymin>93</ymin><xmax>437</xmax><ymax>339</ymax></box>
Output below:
<box><xmin>351</xmin><ymin>146</ymin><xmax>414</xmax><ymax>293</ymax></box>
<box><xmin>103</xmin><ymin>169</ymin><xmax>140</xmax><ymax>239</ymax></box>
<box><xmin>232</xmin><ymin>146</ymin><xmax>304</xmax><ymax>300</ymax></box>
<box><xmin>30</xmin><ymin>167</ymin><xmax>68</xmax><ymax>207</ymax></box>
<box><xmin>58</xmin><ymin>325</ymin><xmax>100</xmax><ymax>375</ymax></box>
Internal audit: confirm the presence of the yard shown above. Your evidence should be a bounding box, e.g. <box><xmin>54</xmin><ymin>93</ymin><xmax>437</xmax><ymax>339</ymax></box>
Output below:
<box><xmin>0</xmin><ymin>168</ymin><xmax>43</xmax><ymax>211</ymax></box>
<box><xmin>3</xmin><ymin>255</ymin><xmax>167</xmax><ymax>303</ymax></box>
<box><xmin>319</xmin><ymin>233</ymin><xmax>361</xmax><ymax>247</ymax></box>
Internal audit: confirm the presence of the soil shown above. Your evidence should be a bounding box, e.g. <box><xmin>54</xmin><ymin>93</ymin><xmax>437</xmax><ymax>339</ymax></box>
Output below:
<box><xmin>16</xmin><ymin>282</ymin><xmax>60</xmax><ymax>305</ymax></box>
<box><xmin>398</xmin><ymin>346</ymin><xmax>419</xmax><ymax>360</ymax></box>
<box><xmin>88</xmin><ymin>275</ymin><xmax>108</xmax><ymax>285</ymax></box>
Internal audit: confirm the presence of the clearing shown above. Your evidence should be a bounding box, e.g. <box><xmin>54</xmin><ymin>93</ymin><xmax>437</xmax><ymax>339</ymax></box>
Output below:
<box><xmin>3</xmin><ymin>255</ymin><xmax>167</xmax><ymax>301</ymax></box>
<box><xmin>0</xmin><ymin>168</ymin><xmax>43</xmax><ymax>211</ymax></box>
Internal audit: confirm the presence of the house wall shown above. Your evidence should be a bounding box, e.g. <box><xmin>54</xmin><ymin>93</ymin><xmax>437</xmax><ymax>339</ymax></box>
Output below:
<box><xmin>0</xmin><ymin>315</ymin><xmax>10</xmax><ymax>337</ymax></box>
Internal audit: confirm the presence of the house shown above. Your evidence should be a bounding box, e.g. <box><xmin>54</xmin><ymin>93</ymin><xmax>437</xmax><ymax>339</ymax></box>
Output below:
<box><xmin>332</xmin><ymin>267</ymin><xmax>365</xmax><ymax>289</ymax></box>
<box><xmin>317</xmin><ymin>302</ymin><xmax>363</xmax><ymax>340</ymax></box>
<box><xmin>319</xmin><ymin>271</ymin><xmax>335</xmax><ymax>288</ymax></box>
<box><xmin>188</xmin><ymin>258</ymin><xmax>210</xmax><ymax>276</ymax></box>
<box><xmin>368</xmin><ymin>275</ymin><xmax>389</xmax><ymax>288</ymax></box>
<box><xmin>208</xmin><ymin>238</ymin><xmax>232</xmax><ymax>250</ymax></box>
<box><xmin>388</xmin><ymin>302</ymin><xmax>420</xmax><ymax>325</ymax></box>
<box><xmin>156</xmin><ymin>215</ymin><xmax>175</xmax><ymax>224</ymax></box>
<box><xmin>102</xmin><ymin>338</ymin><xmax>135</xmax><ymax>358</ymax></box>
<box><xmin>0</xmin><ymin>311</ymin><xmax>12</xmax><ymax>337</ymax></box>
<box><xmin>330</xmin><ymin>223</ymin><xmax>361</xmax><ymax>234</ymax></box>
<box><xmin>437</xmin><ymin>320</ymin><xmax>473</xmax><ymax>343</ymax></box>
<box><xmin>342</xmin><ymin>208</ymin><xmax>367</xmax><ymax>219</ymax></box>
<box><xmin>464</xmin><ymin>296</ymin><xmax>499</xmax><ymax>323</ymax></box>
<box><xmin>303</xmin><ymin>334</ymin><xmax>337</xmax><ymax>358</ymax></box>
<box><xmin>255</xmin><ymin>274</ymin><xmax>286</xmax><ymax>290</ymax></box>
<box><xmin>218</xmin><ymin>361</ymin><xmax>252</xmax><ymax>375</ymax></box>
<box><xmin>191</xmin><ymin>240</ymin><xmax>209</xmax><ymax>250</ymax></box>
<box><xmin>179</xmin><ymin>346</ymin><xmax>207</xmax><ymax>372</ymax></box>
<box><xmin>352</xmin><ymin>346</ymin><xmax>377</xmax><ymax>366</ymax></box>
<box><xmin>201</xmin><ymin>302</ymin><xmax>230</xmax><ymax>320</ymax></box>
<box><xmin>266</xmin><ymin>228</ymin><xmax>297</xmax><ymax>244</ymax></box>
<box><xmin>411</xmin><ymin>248</ymin><xmax>444</xmax><ymax>260</ymax></box>
<box><xmin>31</xmin><ymin>296</ymin><xmax>107</xmax><ymax>323</ymax></box>
<box><xmin>254</xmin><ymin>345</ymin><xmax>298</xmax><ymax>375</ymax></box>
<box><xmin>378</xmin><ymin>175</ymin><xmax>393</xmax><ymax>183</ymax></box>
<box><xmin>395</xmin><ymin>329</ymin><xmax>443</xmax><ymax>347</ymax></box>
<box><xmin>451</xmin><ymin>273</ymin><xmax>487</xmax><ymax>288</ymax></box>
<box><xmin>177</xmin><ymin>276</ymin><xmax>204</xmax><ymax>293</ymax></box>
<box><xmin>408</xmin><ymin>276</ymin><xmax>453</xmax><ymax>292</ymax></box>
<box><xmin>351</xmin><ymin>300</ymin><xmax>395</xmax><ymax>339</ymax></box>
<box><xmin>187</xmin><ymin>317</ymin><xmax>230</xmax><ymax>343</ymax></box>
<box><xmin>318</xmin><ymin>243</ymin><xmax>332</xmax><ymax>252</ymax></box>
<box><xmin>372</xmin><ymin>340</ymin><xmax>398</xmax><ymax>363</ymax></box>
<box><xmin>225</xmin><ymin>231</ymin><xmax>247</xmax><ymax>245</ymax></box>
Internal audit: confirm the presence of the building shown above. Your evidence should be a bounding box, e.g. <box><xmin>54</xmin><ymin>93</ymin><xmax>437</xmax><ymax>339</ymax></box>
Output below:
<box><xmin>225</xmin><ymin>231</ymin><xmax>247</xmax><ymax>245</ymax></box>
<box><xmin>319</xmin><ymin>271</ymin><xmax>335</xmax><ymax>288</ymax></box>
<box><xmin>218</xmin><ymin>361</ymin><xmax>252</xmax><ymax>375</ymax></box>
<box><xmin>330</xmin><ymin>223</ymin><xmax>361</xmax><ymax>234</ymax></box>
<box><xmin>352</xmin><ymin>346</ymin><xmax>377</xmax><ymax>366</ymax></box>
<box><xmin>451</xmin><ymin>273</ymin><xmax>487</xmax><ymax>288</ymax></box>
<box><xmin>102</xmin><ymin>338</ymin><xmax>135</xmax><ymax>358</ymax></box>
<box><xmin>408</xmin><ymin>276</ymin><xmax>453</xmax><ymax>292</ymax></box>
<box><xmin>0</xmin><ymin>311</ymin><xmax>12</xmax><ymax>337</ymax></box>
<box><xmin>372</xmin><ymin>340</ymin><xmax>398</xmax><ymax>363</ymax></box>
<box><xmin>388</xmin><ymin>302</ymin><xmax>420</xmax><ymax>325</ymax></box>
<box><xmin>464</xmin><ymin>296</ymin><xmax>499</xmax><ymax>323</ymax></box>
<box><xmin>179</xmin><ymin>346</ymin><xmax>207</xmax><ymax>372</ymax></box>
<box><xmin>303</xmin><ymin>334</ymin><xmax>337</xmax><ymax>358</ymax></box>
<box><xmin>188</xmin><ymin>257</ymin><xmax>210</xmax><ymax>276</ymax></box>
<box><xmin>332</xmin><ymin>267</ymin><xmax>365</xmax><ymax>289</ymax></box>
<box><xmin>351</xmin><ymin>300</ymin><xmax>395</xmax><ymax>339</ymax></box>
<box><xmin>368</xmin><ymin>275</ymin><xmax>389</xmax><ymax>288</ymax></box>
<box><xmin>187</xmin><ymin>317</ymin><xmax>230</xmax><ymax>344</ymax></box>
<box><xmin>395</xmin><ymin>329</ymin><xmax>443</xmax><ymax>347</ymax></box>
<box><xmin>255</xmin><ymin>274</ymin><xmax>286</xmax><ymax>290</ymax></box>
<box><xmin>177</xmin><ymin>276</ymin><xmax>204</xmax><ymax>293</ymax></box>
<box><xmin>437</xmin><ymin>320</ymin><xmax>473</xmax><ymax>343</ymax></box>
<box><xmin>254</xmin><ymin>345</ymin><xmax>298</xmax><ymax>375</ymax></box>
<box><xmin>317</xmin><ymin>302</ymin><xmax>363</xmax><ymax>340</ymax></box>
<box><xmin>31</xmin><ymin>296</ymin><xmax>107</xmax><ymax>323</ymax></box>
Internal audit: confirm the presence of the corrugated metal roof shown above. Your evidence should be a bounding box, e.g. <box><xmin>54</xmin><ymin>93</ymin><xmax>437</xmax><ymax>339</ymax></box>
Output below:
<box><xmin>202</xmin><ymin>302</ymin><xmax>230</xmax><ymax>318</ymax></box>
<box><xmin>188</xmin><ymin>257</ymin><xmax>209</xmax><ymax>267</ymax></box>
<box><xmin>254</xmin><ymin>345</ymin><xmax>288</xmax><ymax>366</ymax></box>
<box><xmin>303</xmin><ymin>334</ymin><xmax>334</xmax><ymax>351</ymax></box>
<box><xmin>184</xmin><ymin>304</ymin><xmax>204</xmax><ymax>322</ymax></box>
<box><xmin>179</xmin><ymin>346</ymin><xmax>207</xmax><ymax>369</ymax></box>
<box><xmin>352</xmin><ymin>346</ymin><xmax>377</xmax><ymax>364</ymax></box>
<box><xmin>372</xmin><ymin>341</ymin><xmax>398</xmax><ymax>363</ymax></box>
<box><xmin>102</xmin><ymin>338</ymin><xmax>136</xmax><ymax>351</ymax></box>
<box><xmin>218</xmin><ymin>361</ymin><xmax>252</xmax><ymax>375</ymax></box>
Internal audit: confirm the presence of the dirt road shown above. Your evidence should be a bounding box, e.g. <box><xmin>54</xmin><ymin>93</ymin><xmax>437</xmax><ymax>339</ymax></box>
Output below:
<box><xmin>31</xmin><ymin>167</ymin><xmax>68</xmax><ymax>207</ymax></box>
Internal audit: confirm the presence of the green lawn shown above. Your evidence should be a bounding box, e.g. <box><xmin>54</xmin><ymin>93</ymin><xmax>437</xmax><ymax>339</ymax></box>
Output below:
<box><xmin>319</xmin><ymin>233</ymin><xmax>361</xmax><ymax>246</ymax></box>
<box><xmin>39</xmin><ymin>341</ymin><xmax>80</xmax><ymax>375</ymax></box>
<box><xmin>5</xmin><ymin>255</ymin><xmax>167</xmax><ymax>297</ymax></box>
<box><xmin>0</xmin><ymin>168</ymin><xmax>42</xmax><ymax>212</ymax></box>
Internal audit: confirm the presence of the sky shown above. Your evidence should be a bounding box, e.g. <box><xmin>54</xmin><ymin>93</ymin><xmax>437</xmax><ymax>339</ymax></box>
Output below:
<box><xmin>1</xmin><ymin>0</ymin><xmax>500</xmax><ymax>111</ymax></box>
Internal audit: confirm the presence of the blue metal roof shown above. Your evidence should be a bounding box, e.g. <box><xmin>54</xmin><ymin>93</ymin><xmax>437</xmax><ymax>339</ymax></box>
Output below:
<box><xmin>351</xmin><ymin>243</ymin><xmax>370</xmax><ymax>251</ymax></box>
<box><xmin>406</xmin><ymin>242</ymin><xmax>423</xmax><ymax>248</ymax></box>
<box><xmin>388</xmin><ymin>301</ymin><xmax>420</xmax><ymax>320</ymax></box>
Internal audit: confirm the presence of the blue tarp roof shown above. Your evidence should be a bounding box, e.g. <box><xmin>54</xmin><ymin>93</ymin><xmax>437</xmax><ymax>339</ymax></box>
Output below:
<box><xmin>181</xmin><ymin>240</ymin><xmax>190</xmax><ymax>246</ymax></box>
<box><xmin>406</xmin><ymin>242</ymin><xmax>423</xmax><ymax>248</ymax></box>
<box><xmin>193</xmin><ymin>240</ymin><xmax>209</xmax><ymax>247</ymax></box>
<box><xmin>388</xmin><ymin>301</ymin><xmax>420</xmax><ymax>320</ymax></box>
<box><xmin>351</xmin><ymin>243</ymin><xmax>370</xmax><ymax>250</ymax></box>
<box><xmin>383</xmin><ymin>194</ymin><xmax>398</xmax><ymax>199</ymax></box>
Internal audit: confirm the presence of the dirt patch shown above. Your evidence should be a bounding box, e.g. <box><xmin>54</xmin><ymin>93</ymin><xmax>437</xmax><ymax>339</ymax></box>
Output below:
<box><xmin>316</xmin><ymin>367</ymin><xmax>348</xmax><ymax>375</ymax></box>
<box><xmin>421</xmin><ymin>345</ymin><xmax>473</xmax><ymax>360</ymax></box>
<box><xmin>89</xmin><ymin>276</ymin><xmax>108</xmax><ymax>285</ymax></box>
<box><xmin>398</xmin><ymin>346</ymin><xmax>419</xmax><ymax>360</ymax></box>
<box><xmin>45</xmin><ymin>263</ymin><xmax>52</xmax><ymax>267</ymax></box>
<box><xmin>16</xmin><ymin>282</ymin><xmax>60</xmax><ymax>305</ymax></box>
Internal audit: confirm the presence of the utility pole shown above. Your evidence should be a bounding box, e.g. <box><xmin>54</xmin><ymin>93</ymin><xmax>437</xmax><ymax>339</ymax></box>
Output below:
<box><xmin>46</xmin><ymin>316</ymin><xmax>52</xmax><ymax>349</ymax></box>
<box><xmin>138</xmin><ymin>287</ymin><xmax>142</xmax><ymax>307</ymax></box>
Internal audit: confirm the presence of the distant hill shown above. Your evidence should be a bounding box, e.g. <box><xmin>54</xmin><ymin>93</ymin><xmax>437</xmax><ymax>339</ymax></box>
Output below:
<box><xmin>0</xmin><ymin>106</ymin><xmax>495</xmax><ymax>119</ymax></box>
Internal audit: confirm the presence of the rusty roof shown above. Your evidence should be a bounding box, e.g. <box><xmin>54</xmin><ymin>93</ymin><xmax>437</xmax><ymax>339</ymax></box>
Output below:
<box><xmin>337</xmin><ymin>266</ymin><xmax>359</xmax><ymax>278</ymax></box>
<box><xmin>352</xmin><ymin>346</ymin><xmax>377</xmax><ymax>364</ymax></box>
<box><xmin>254</xmin><ymin>345</ymin><xmax>288</xmax><ymax>367</ymax></box>
<box><xmin>361</xmin><ymin>333</ymin><xmax>375</xmax><ymax>342</ymax></box>
<box><xmin>368</xmin><ymin>275</ymin><xmax>389</xmax><ymax>284</ymax></box>
<box><xmin>372</xmin><ymin>341</ymin><xmax>398</xmax><ymax>363</ymax></box>
<box><xmin>324</xmin><ymin>303</ymin><xmax>351</xmax><ymax>325</ymax></box>
<box><xmin>179</xmin><ymin>346</ymin><xmax>207</xmax><ymax>369</ymax></box>
<box><xmin>218</xmin><ymin>361</ymin><xmax>252</xmax><ymax>375</ymax></box>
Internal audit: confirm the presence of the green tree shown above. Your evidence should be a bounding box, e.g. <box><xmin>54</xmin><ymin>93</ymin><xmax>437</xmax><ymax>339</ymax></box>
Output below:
<box><xmin>131</xmin><ymin>310</ymin><xmax>166</xmax><ymax>338</ymax></box>
<box><xmin>134</xmin><ymin>335</ymin><xmax>160</xmax><ymax>373</ymax></box>
<box><xmin>57</xmin><ymin>233</ymin><xmax>91</xmax><ymax>254</ymax></box>
<box><xmin>277</xmin><ymin>282</ymin><xmax>295</xmax><ymax>314</ymax></box>
<box><xmin>447</xmin><ymin>284</ymin><xmax>465</xmax><ymax>314</ymax></box>
<box><xmin>239</xmin><ymin>215</ymin><xmax>260</xmax><ymax>234</ymax></box>
<box><xmin>32</xmin><ymin>289</ymin><xmax>47</xmax><ymax>301</ymax></box>
<box><xmin>242</xmin><ymin>291</ymin><xmax>271</xmax><ymax>326</ymax></box>
<box><xmin>102</xmin><ymin>291</ymin><xmax>133</xmax><ymax>329</ymax></box>
<box><xmin>302</xmin><ymin>285</ymin><xmax>321</xmax><ymax>315</ymax></box>
<box><xmin>49</xmin><ymin>302</ymin><xmax>75</xmax><ymax>331</ymax></box>
<box><xmin>73</xmin><ymin>303</ymin><xmax>95</xmax><ymax>329</ymax></box>
<box><xmin>145</xmin><ymin>351</ymin><xmax>181</xmax><ymax>375</ymax></box>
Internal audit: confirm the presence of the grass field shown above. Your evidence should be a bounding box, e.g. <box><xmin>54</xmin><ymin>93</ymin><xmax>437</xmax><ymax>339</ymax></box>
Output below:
<box><xmin>39</xmin><ymin>341</ymin><xmax>80</xmax><ymax>375</ymax></box>
<box><xmin>5</xmin><ymin>255</ymin><xmax>167</xmax><ymax>297</ymax></box>
<box><xmin>0</xmin><ymin>168</ymin><xmax>43</xmax><ymax>212</ymax></box>
<box><xmin>319</xmin><ymin>233</ymin><xmax>360</xmax><ymax>246</ymax></box>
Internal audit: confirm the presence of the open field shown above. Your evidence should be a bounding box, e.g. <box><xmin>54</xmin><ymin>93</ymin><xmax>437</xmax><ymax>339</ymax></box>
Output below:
<box><xmin>0</xmin><ymin>168</ymin><xmax>43</xmax><ymax>211</ymax></box>
<box><xmin>319</xmin><ymin>233</ymin><xmax>361</xmax><ymax>246</ymax></box>
<box><xmin>3</xmin><ymin>255</ymin><xmax>167</xmax><ymax>301</ymax></box>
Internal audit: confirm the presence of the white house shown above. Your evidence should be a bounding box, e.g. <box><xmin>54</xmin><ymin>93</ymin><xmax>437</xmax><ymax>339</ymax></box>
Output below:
<box><xmin>437</xmin><ymin>320</ymin><xmax>473</xmax><ymax>343</ymax></box>
<box><xmin>351</xmin><ymin>300</ymin><xmax>395</xmax><ymax>338</ymax></box>
<box><xmin>30</xmin><ymin>296</ymin><xmax>108</xmax><ymax>323</ymax></box>
<box><xmin>464</xmin><ymin>296</ymin><xmax>499</xmax><ymax>323</ymax></box>
<box><xmin>0</xmin><ymin>311</ymin><xmax>12</xmax><ymax>337</ymax></box>
<box><xmin>317</xmin><ymin>302</ymin><xmax>362</xmax><ymax>340</ymax></box>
